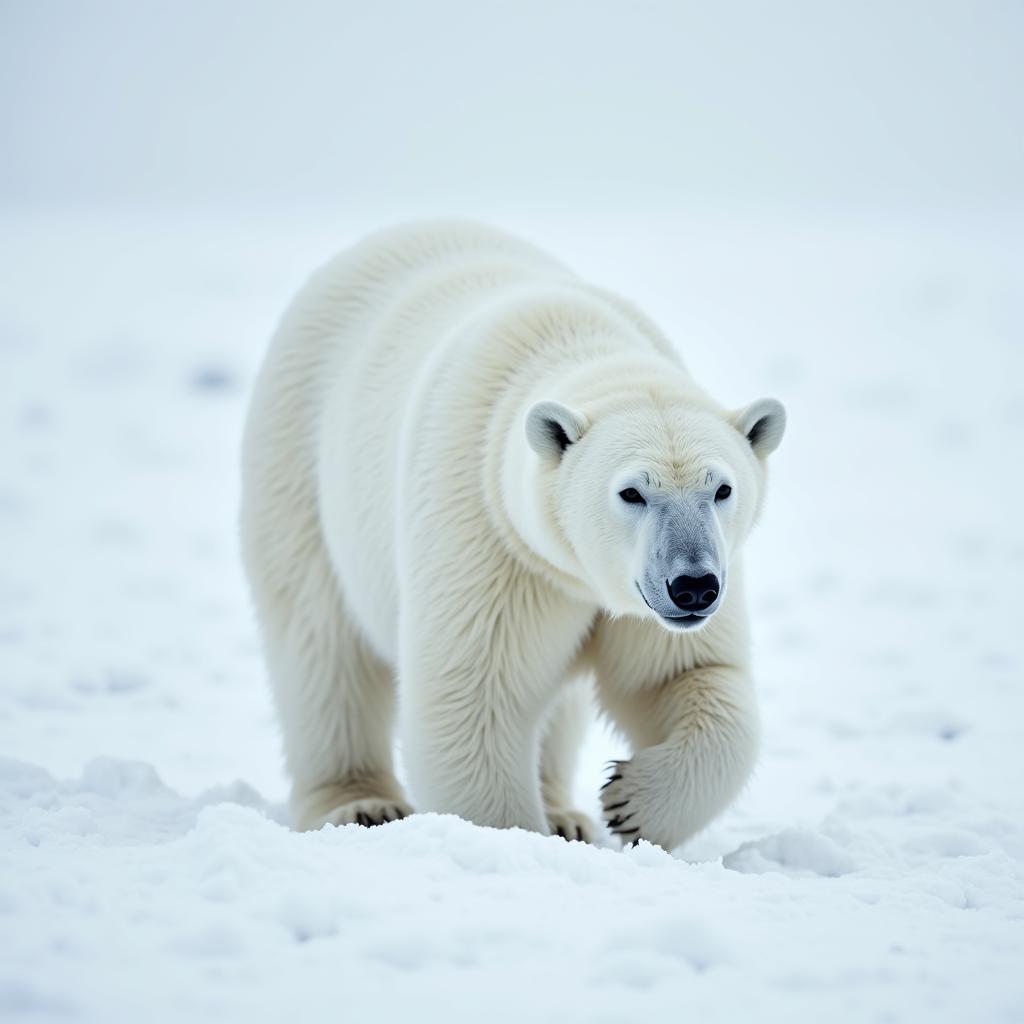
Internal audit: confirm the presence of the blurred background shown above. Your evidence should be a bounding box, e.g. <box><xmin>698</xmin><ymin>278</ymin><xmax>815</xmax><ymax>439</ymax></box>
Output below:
<box><xmin>4</xmin><ymin>0</ymin><xmax>1022</xmax><ymax>214</ymax></box>
<box><xmin>1</xmin><ymin>0</ymin><xmax>1022</xmax><ymax>815</ymax></box>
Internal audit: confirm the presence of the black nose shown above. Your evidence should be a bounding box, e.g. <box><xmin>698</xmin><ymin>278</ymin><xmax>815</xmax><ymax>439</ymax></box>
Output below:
<box><xmin>668</xmin><ymin>574</ymin><xmax>720</xmax><ymax>612</ymax></box>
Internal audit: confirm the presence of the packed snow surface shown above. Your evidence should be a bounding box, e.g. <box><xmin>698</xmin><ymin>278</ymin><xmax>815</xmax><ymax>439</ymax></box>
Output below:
<box><xmin>1</xmin><ymin>208</ymin><xmax>1023</xmax><ymax>1022</ymax></box>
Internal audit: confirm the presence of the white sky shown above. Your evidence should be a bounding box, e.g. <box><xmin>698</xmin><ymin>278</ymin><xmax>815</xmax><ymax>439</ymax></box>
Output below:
<box><xmin>1</xmin><ymin>0</ymin><xmax>1022</xmax><ymax>213</ymax></box>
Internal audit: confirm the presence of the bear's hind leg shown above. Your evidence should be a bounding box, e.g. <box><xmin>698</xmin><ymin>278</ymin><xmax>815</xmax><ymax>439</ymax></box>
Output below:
<box><xmin>248</xmin><ymin>549</ymin><xmax>411</xmax><ymax>831</ymax></box>
<box><xmin>541</xmin><ymin>677</ymin><xmax>597</xmax><ymax>843</ymax></box>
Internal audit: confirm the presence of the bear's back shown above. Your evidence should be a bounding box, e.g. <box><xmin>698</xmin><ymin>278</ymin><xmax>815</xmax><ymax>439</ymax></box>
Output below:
<box><xmin>307</xmin><ymin>223</ymin><xmax>577</xmax><ymax>657</ymax></box>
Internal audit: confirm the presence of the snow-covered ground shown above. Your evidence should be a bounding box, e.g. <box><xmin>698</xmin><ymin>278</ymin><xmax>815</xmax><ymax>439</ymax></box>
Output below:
<box><xmin>1</xmin><ymin>206</ymin><xmax>1023</xmax><ymax>1022</ymax></box>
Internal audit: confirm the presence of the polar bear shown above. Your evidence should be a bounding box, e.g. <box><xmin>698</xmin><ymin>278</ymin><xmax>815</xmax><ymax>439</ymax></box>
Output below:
<box><xmin>240</xmin><ymin>221</ymin><xmax>785</xmax><ymax>851</ymax></box>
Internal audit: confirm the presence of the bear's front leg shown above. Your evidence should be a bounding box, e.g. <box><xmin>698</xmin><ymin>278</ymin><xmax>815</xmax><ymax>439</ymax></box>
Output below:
<box><xmin>398</xmin><ymin>562</ymin><xmax>595</xmax><ymax>835</ymax></box>
<box><xmin>598</xmin><ymin>664</ymin><xmax>760</xmax><ymax>851</ymax></box>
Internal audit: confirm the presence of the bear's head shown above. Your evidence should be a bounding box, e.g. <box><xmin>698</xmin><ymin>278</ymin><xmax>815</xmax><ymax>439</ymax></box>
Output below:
<box><xmin>524</xmin><ymin>395</ymin><xmax>785</xmax><ymax>632</ymax></box>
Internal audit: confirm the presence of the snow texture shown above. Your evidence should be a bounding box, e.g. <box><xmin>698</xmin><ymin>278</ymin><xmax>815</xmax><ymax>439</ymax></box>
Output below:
<box><xmin>2</xmin><ymin>206</ymin><xmax>1022</xmax><ymax>1023</ymax></box>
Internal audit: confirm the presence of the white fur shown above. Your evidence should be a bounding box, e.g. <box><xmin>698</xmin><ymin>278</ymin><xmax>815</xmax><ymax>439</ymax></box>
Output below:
<box><xmin>240</xmin><ymin>221</ymin><xmax>784</xmax><ymax>849</ymax></box>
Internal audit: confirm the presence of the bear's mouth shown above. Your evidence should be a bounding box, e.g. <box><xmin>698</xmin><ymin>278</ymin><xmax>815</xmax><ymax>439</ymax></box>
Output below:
<box><xmin>659</xmin><ymin>613</ymin><xmax>706</xmax><ymax>628</ymax></box>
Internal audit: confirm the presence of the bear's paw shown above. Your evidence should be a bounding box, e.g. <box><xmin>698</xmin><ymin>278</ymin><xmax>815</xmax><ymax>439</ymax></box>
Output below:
<box><xmin>546</xmin><ymin>807</ymin><xmax>597</xmax><ymax>844</ymax></box>
<box><xmin>600</xmin><ymin>756</ymin><xmax>680</xmax><ymax>851</ymax></box>
<box><xmin>316</xmin><ymin>797</ymin><xmax>413</xmax><ymax>830</ymax></box>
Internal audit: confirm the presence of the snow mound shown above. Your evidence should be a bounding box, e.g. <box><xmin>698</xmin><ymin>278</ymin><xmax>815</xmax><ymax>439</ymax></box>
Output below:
<box><xmin>723</xmin><ymin>827</ymin><xmax>856</xmax><ymax>877</ymax></box>
<box><xmin>2</xmin><ymin>758</ymin><xmax>739</xmax><ymax>1022</ymax></box>
<box><xmin>3</xmin><ymin>757</ymin><xmax>1024</xmax><ymax>1022</ymax></box>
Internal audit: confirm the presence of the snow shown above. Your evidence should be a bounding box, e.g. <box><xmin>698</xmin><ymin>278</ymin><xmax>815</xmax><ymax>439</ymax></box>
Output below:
<box><xmin>2</xmin><ymin>752</ymin><xmax>1022</xmax><ymax>1021</ymax></box>
<box><xmin>2</xmin><ymin>205</ymin><xmax>1022</xmax><ymax>1023</ymax></box>
<box><xmin>2</xmin><ymin>4</ymin><xmax>1023</xmax><ymax>1016</ymax></box>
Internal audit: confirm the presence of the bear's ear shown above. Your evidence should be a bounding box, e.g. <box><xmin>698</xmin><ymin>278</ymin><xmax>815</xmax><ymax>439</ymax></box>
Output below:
<box><xmin>525</xmin><ymin>400</ymin><xmax>588</xmax><ymax>460</ymax></box>
<box><xmin>733</xmin><ymin>398</ymin><xmax>786</xmax><ymax>458</ymax></box>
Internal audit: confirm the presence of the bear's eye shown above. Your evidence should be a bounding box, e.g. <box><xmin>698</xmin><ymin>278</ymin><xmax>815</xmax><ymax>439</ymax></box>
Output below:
<box><xmin>715</xmin><ymin>484</ymin><xmax>732</xmax><ymax>502</ymax></box>
<box><xmin>618</xmin><ymin>487</ymin><xmax>646</xmax><ymax>505</ymax></box>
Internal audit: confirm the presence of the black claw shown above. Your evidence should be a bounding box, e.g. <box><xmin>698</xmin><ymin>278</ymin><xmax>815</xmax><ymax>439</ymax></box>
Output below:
<box><xmin>574</xmin><ymin>825</ymin><xmax>584</xmax><ymax>842</ymax></box>
<box><xmin>392</xmin><ymin>806</ymin><xmax>406</xmax><ymax>820</ymax></box>
<box><xmin>601</xmin><ymin>774</ymin><xmax>622</xmax><ymax>791</ymax></box>
<box><xmin>604</xmin><ymin>800</ymin><xmax>629</xmax><ymax>812</ymax></box>
<box><xmin>555</xmin><ymin>825</ymin><xmax>566</xmax><ymax>839</ymax></box>
<box><xmin>355</xmin><ymin>811</ymin><xmax>368</xmax><ymax>826</ymax></box>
